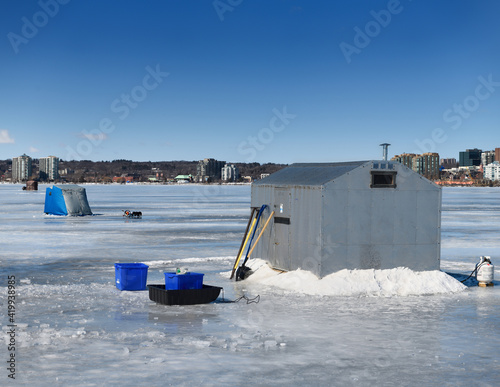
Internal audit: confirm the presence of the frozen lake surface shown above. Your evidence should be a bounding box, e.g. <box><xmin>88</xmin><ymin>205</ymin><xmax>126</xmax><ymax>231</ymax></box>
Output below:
<box><xmin>1</xmin><ymin>184</ymin><xmax>499</xmax><ymax>386</ymax></box>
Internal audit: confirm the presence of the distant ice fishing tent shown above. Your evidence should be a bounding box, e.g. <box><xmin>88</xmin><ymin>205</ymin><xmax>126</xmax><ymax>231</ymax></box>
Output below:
<box><xmin>250</xmin><ymin>161</ymin><xmax>441</xmax><ymax>278</ymax></box>
<box><xmin>44</xmin><ymin>184</ymin><xmax>93</xmax><ymax>216</ymax></box>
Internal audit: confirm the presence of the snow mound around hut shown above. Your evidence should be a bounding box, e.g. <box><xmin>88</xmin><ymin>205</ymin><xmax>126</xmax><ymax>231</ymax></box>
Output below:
<box><xmin>238</xmin><ymin>259</ymin><xmax>467</xmax><ymax>297</ymax></box>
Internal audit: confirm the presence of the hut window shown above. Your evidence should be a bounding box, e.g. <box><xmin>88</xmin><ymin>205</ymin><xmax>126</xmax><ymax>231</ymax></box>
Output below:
<box><xmin>370</xmin><ymin>171</ymin><xmax>397</xmax><ymax>188</ymax></box>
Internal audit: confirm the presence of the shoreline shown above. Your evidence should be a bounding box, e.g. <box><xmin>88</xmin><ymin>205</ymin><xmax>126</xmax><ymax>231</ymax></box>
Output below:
<box><xmin>2</xmin><ymin>181</ymin><xmax>499</xmax><ymax>188</ymax></box>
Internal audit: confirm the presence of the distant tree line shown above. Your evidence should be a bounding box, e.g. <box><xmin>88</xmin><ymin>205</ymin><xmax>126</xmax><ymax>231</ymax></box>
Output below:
<box><xmin>0</xmin><ymin>159</ymin><xmax>287</xmax><ymax>183</ymax></box>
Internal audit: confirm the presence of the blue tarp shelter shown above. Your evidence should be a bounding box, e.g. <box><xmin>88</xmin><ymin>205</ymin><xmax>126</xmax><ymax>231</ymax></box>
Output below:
<box><xmin>44</xmin><ymin>184</ymin><xmax>93</xmax><ymax>216</ymax></box>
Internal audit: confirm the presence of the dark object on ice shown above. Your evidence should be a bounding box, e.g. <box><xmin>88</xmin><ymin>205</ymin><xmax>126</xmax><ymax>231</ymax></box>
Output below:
<box><xmin>23</xmin><ymin>180</ymin><xmax>38</xmax><ymax>191</ymax></box>
<box><xmin>235</xmin><ymin>265</ymin><xmax>253</xmax><ymax>281</ymax></box>
<box><xmin>147</xmin><ymin>284</ymin><xmax>222</xmax><ymax>305</ymax></box>
<box><xmin>123</xmin><ymin>210</ymin><xmax>142</xmax><ymax>218</ymax></box>
<box><xmin>217</xmin><ymin>293</ymin><xmax>261</xmax><ymax>304</ymax></box>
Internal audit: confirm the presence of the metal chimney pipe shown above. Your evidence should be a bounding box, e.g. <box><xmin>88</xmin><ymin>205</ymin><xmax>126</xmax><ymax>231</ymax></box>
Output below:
<box><xmin>380</xmin><ymin>143</ymin><xmax>390</xmax><ymax>161</ymax></box>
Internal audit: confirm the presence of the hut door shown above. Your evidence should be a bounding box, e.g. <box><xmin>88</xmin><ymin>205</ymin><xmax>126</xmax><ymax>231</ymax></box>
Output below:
<box><xmin>273</xmin><ymin>188</ymin><xmax>291</xmax><ymax>270</ymax></box>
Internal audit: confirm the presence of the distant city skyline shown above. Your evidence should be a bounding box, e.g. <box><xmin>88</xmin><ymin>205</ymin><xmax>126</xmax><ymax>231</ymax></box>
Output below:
<box><xmin>1</xmin><ymin>1</ymin><xmax>499</xmax><ymax>163</ymax></box>
<box><xmin>3</xmin><ymin>146</ymin><xmax>500</xmax><ymax>184</ymax></box>
<box><xmin>6</xmin><ymin>144</ymin><xmax>500</xmax><ymax>167</ymax></box>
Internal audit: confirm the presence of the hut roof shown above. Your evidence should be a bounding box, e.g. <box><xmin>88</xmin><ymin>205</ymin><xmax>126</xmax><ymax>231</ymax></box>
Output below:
<box><xmin>253</xmin><ymin>161</ymin><xmax>368</xmax><ymax>186</ymax></box>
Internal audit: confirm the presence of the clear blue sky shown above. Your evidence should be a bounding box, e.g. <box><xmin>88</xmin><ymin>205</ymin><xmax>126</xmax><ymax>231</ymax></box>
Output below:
<box><xmin>1</xmin><ymin>0</ymin><xmax>499</xmax><ymax>163</ymax></box>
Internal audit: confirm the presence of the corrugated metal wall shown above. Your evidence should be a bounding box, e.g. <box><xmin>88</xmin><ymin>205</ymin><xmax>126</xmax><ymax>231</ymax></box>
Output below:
<box><xmin>250</xmin><ymin>161</ymin><xmax>441</xmax><ymax>277</ymax></box>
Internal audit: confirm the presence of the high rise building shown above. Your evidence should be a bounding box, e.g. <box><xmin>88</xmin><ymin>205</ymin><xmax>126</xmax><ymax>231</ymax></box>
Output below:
<box><xmin>412</xmin><ymin>153</ymin><xmax>440</xmax><ymax>180</ymax></box>
<box><xmin>392</xmin><ymin>152</ymin><xmax>439</xmax><ymax>179</ymax></box>
<box><xmin>481</xmin><ymin>150</ymin><xmax>495</xmax><ymax>166</ymax></box>
<box><xmin>196</xmin><ymin>158</ymin><xmax>225</xmax><ymax>182</ymax></box>
<box><xmin>391</xmin><ymin>153</ymin><xmax>416</xmax><ymax>169</ymax></box>
<box><xmin>440</xmin><ymin>158</ymin><xmax>458</xmax><ymax>169</ymax></box>
<box><xmin>221</xmin><ymin>164</ymin><xmax>239</xmax><ymax>182</ymax></box>
<box><xmin>12</xmin><ymin>154</ymin><xmax>32</xmax><ymax>182</ymax></box>
<box><xmin>495</xmin><ymin>148</ymin><xmax>500</xmax><ymax>164</ymax></box>
<box><xmin>484</xmin><ymin>161</ymin><xmax>500</xmax><ymax>181</ymax></box>
<box><xmin>39</xmin><ymin>156</ymin><xmax>59</xmax><ymax>181</ymax></box>
<box><xmin>459</xmin><ymin>148</ymin><xmax>482</xmax><ymax>167</ymax></box>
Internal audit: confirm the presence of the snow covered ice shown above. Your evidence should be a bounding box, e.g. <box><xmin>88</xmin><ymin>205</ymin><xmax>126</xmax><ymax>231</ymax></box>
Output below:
<box><xmin>1</xmin><ymin>184</ymin><xmax>499</xmax><ymax>386</ymax></box>
<box><xmin>239</xmin><ymin>259</ymin><xmax>466</xmax><ymax>297</ymax></box>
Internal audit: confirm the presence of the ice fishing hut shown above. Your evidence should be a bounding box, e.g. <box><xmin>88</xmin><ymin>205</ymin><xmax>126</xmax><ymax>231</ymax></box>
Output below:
<box><xmin>250</xmin><ymin>161</ymin><xmax>441</xmax><ymax>278</ymax></box>
<box><xmin>44</xmin><ymin>184</ymin><xmax>93</xmax><ymax>216</ymax></box>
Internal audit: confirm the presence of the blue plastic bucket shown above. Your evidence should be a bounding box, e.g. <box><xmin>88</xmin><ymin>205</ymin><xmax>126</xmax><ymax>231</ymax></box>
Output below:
<box><xmin>115</xmin><ymin>263</ymin><xmax>149</xmax><ymax>291</ymax></box>
<box><xmin>164</xmin><ymin>272</ymin><xmax>204</xmax><ymax>290</ymax></box>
